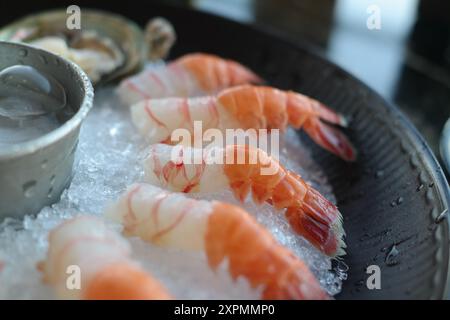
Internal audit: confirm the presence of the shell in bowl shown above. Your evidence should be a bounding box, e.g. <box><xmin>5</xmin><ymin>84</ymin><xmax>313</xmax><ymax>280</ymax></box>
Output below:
<box><xmin>0</xmin><ymin>9</ymin><xmax>176</xmax><ymax>85</ymax></box>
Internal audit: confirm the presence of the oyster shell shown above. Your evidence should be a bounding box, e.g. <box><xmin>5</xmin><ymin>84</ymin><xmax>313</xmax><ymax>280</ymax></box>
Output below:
<box><xmin>145</xmin><ymin>17</ymin><xmax>176</xmax><ymax>61</ymax></box>
<box><xmin>28</xmin><ymin>33</ymin><xmax>125</xmax><ymax>84</ymax></box>
<box><xmin>0</xmin><ymin>9</ymin><xmax>176</xmax><ymax>85</ymax></box>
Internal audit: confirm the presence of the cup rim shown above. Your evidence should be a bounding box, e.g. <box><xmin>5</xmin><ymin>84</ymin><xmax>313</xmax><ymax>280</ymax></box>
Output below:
<box><xmin>0</xmin><ymin>41</ymin><xmax>94</xmax><ymax>160</ymax></box>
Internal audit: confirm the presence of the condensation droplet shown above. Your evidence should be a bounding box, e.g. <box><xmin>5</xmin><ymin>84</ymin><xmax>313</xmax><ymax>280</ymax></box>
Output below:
<box><xmin>22</xmin><ymin>180</ymin><xmax>37</xmax><ymax>198</ymax></box>
<box><xmin>18</xmin><ymin>49</ymin><xmax>28</xmax><ymax>57</ymax></box>
<box><xmin>47</xmin><ymin>187</ymin><xmax>53</xmax><ymax>198</ymax></box>
<box><xmin>375</xmin><ymin>170</ymin><xmax>384</xmax><ymax>178</ymax></box>
<box><xmin>385</xmin><ymin>244</ymin><xmax>399</xmax><ymax>266</ymax></box>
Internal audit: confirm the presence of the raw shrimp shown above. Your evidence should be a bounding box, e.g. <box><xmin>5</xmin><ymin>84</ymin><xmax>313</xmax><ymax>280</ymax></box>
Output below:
<box><xmin>105</xmin><ymin>183</ymin><xmax>329</xmax><ymax>300</ymax></box>
<box><xmin>117</xmin><ymin>53</ymin><xmax>261</xmax><ymax>105</ymax></box>
<box><xmin>143</xmin><ymin>144</ymin><xmax>345</xmax><ymax>257</ymax></box>
<box><xmin>130</xmin><ymin>85</ymin><xmax>355</xmax><ymax>161</ymax></box>
<box><xmin>38</xmin><ymin>216</ymin><xmax>171</xmax><ymax>300</ymax></box>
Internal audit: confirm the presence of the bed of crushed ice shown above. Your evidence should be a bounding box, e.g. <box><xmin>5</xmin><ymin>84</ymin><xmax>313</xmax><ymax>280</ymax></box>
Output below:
<box><xmin>0</xmin><ymin>87</ymin><xmax>346</xmax><ymax>299</ymax></box>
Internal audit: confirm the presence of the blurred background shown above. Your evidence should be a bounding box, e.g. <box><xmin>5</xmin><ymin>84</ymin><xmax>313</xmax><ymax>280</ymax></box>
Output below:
<box><xmin>2</xmin><ymin>0</ymin><xmax>450</xmax><ymax>173</ymax></box>
<box><xmin>173</xmin><ymin>0</ymin><xmax>450</xmax><ymax>174</ymax></box>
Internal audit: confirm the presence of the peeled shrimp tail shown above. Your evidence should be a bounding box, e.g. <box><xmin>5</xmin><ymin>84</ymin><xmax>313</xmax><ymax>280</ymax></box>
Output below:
<box><xmin>268</xmin><ymin>172</ymin><xmax>345</xmax><ymax>257</ymax></box>
<box><xmin>303</xmin><ymin>117</ymin><xmax>356</xmax><ymax>162</ymax></box>
<box><xmin>224</xmin><ymin>145</ymin><xmax>345</xmax><ymax>257</ymax></box>
<box><xmin>286</xmin><ymin>92</ymin><xmax>348</xmax><ymax>127</ymax></box>
<box><xmin>207</xmin><ymin>203</ymin><xmax>329</xmax><ymax>300</ymax></box>
<box><xmin>285</xmin><ymin>186</ymin><xmax>346</xmax><ymax>257</ymax></box>
<box><xmin>286</xmin><ymin>91</ymin><xmax>356</xmax><ymax>161</ymax></box>
<box><xmin>106</xmin><ymin>183</ymin><xmax>329</xmax><ymax>300</ymax></box>
<box><xmin>215</xmin><ymin>85</ymin><xmax>355</xmax><ymax>161</ymax></box>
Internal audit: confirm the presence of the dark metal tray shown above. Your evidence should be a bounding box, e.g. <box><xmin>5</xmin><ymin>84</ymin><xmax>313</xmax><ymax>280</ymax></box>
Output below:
<box><xmin>6</xmin><ymin>1</ymin><xmax>450</xmax><ymax>299</ymax></box>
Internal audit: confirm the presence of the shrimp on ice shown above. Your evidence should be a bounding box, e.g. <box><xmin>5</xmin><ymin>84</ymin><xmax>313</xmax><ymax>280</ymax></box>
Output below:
<box><xmin>38</xmin><ymin>216</ymin><xmax>171</xmax><ymax>300</ymax></box>
<box><xmin>143</xmin><ymin>144</ymin><xmax>345</xmax><ymax>257</ymax></box>
<box><xmin>130</xmin><ymin>85</ymin><xmax>355</xmax><ymax>161</ymax></box>
<box><xmin>117</xmin><ymin>53</ymin><xmax>262</xmax><ymax>105</ymax></box>
<box><xmin>105</xmin><ymin>183</ymin><xmax>329</xmax><ymax>300</ymax></box>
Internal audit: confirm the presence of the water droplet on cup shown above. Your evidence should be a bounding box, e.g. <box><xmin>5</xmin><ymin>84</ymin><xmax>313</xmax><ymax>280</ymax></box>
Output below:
<box><xmin>18</xmin><ymin>49</ymin><xmax>28</xmax><ymax>57</ymax></box>
<box><xmin>41</xmin><ymin>159</ymin><xmax>48</xmax><ymax>169</ymax></box>
<box><xmin>22</xmin><ymin>180</ymin><xmax>37</xmax><ymax>198</ymax></box>
<box><xmin>47</xmin><ymin>187</ymin><xmax>53</xmax><ymax>198</ymax></box>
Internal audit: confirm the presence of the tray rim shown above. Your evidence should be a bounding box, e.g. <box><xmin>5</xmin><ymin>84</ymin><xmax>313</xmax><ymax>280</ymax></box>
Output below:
<box><xmin>4</xmin><ymin>2</ymin><xmax>449</xmax><ymax>299</ymax></box>
<box><xmin>182</xmin><ymin>6</ymin><xmax>450</xmax><ymax>299</ymax></box>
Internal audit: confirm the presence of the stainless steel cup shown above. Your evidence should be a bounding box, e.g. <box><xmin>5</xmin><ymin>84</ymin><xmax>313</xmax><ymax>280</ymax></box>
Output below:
<box><xmin>0</xmin><ymin>41</ymin><xmax>93</xmax><ymax>220</ymax></box>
